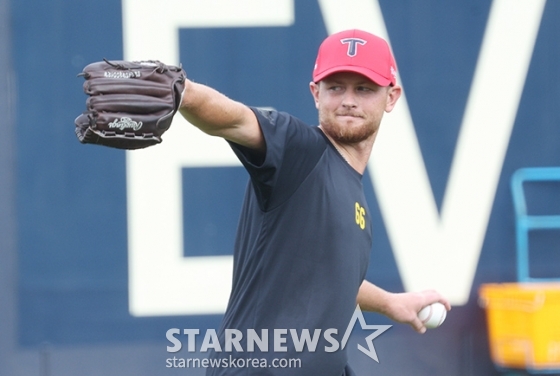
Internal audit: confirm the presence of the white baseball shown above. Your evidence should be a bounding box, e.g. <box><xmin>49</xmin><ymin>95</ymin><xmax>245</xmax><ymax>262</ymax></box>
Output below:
<box><xmin>417</xmin><ymin>302</ymin><xmax>447</xmax><ymax>329</ymax></box>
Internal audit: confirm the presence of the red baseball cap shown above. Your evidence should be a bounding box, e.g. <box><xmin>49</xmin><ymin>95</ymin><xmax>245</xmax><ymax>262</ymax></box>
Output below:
<box><xmin>312</xmin><ymin>29</ymin><xmax>397</xmax><ymax>86</ymax></box>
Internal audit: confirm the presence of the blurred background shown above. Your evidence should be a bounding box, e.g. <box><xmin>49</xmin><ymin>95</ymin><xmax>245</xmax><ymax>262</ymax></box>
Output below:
<box><xmin>1</xmin><ymin>0</ymin><xmax>560</xmax><ymax>375</ymax></box>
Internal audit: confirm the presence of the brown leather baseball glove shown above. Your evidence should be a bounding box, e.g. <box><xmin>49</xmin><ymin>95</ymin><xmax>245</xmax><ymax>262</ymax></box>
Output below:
<box><xmin>75</xmin><ymin>59</ymin><xmax>186</xmax><ymax>149</ymax></box>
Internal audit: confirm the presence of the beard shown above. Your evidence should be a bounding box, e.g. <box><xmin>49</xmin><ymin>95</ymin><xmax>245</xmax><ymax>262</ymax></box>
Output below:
<box><xmin>318</xmin><ymin>109</ymin><xmax>379</xmax><ymax>144</ymax></box>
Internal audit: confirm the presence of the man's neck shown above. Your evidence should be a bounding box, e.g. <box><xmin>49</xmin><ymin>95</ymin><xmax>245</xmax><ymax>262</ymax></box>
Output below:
<box><xmin>319</xmin><ymin>126</ymin><xmax>377</xmax><ymax>174</ymax></box>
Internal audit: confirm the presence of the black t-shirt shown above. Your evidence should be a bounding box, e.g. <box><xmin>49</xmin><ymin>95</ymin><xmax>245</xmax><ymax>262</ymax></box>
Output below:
<box><xmin>207</xmin><ymin>108</ymin><xmax>372</xmax><ymax>375</ymax></box>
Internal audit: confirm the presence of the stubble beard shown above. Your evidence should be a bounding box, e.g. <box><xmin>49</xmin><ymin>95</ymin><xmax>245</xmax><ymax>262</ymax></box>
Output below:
<box><xmin>319</xmin><ymin>110</ymin><xmax>379</xmax><ymax>144</ymax></box>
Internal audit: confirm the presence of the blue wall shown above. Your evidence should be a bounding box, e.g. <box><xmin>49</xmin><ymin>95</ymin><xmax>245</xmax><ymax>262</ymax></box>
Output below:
<box><xmin>2</xmin><ymin>0</ymin><xmax>560</xmax><ymax>375</ymax></box>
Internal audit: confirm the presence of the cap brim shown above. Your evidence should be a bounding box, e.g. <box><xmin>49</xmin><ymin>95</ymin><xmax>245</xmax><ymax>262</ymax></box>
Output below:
<box><xmin>314</xmin><ymin>66</ymin><xmax>392</xmax><ymax>87</ymax></box>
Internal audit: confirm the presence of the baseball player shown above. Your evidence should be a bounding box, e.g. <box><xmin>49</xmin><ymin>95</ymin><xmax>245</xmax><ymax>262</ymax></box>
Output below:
<box><xmin>178</xmin><ymin>29</ymin><xmax>451</xmax><ymax>375</ymax></box>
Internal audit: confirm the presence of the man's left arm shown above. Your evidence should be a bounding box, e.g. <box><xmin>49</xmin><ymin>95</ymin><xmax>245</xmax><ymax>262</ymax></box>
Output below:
<box><xmin>357</xmin><ymin>280</ymin><xmax>451</xmax><ymax>334</ymax></box>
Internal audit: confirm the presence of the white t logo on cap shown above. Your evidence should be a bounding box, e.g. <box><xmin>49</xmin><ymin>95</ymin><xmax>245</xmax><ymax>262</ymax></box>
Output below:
<box><xmin>341</xmin><ymin>38</ymin><xmax>367</xmax><ymax>57</ymax></box>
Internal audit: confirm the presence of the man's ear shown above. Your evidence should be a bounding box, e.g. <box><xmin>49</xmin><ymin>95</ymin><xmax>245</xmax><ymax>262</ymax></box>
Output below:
<box><xmin>309</xmin><ymin>81</ymin><xmax>320</xmax><ymax>109</ymax></box>
<box><xmin>385</xmin><ymin>85</ymin><xmax>402</xmax><ymax>113</ymax></box>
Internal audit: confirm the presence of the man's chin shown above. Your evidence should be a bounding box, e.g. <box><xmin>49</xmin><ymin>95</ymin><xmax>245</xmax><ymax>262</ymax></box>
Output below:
<box><xmin>320</xmin><ymin>118</ymin><xmax>376</xmax><ymax>143</ymax></box>
<box><xmin>331</xmin><ymin>130</ymin><xmax>373</xmax><ymax>144</ymax></box>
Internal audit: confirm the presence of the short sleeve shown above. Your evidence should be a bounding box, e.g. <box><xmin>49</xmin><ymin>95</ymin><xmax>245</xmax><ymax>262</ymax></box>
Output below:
<box><xmin>228</xmin><ymin>107</ymin><xmax>327</xmax><ymax>211</ymax></box>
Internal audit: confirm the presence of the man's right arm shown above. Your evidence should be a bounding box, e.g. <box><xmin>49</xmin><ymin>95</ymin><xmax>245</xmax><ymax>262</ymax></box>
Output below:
<box><xmin>357</xmin><ymin>280</ymin><xmax>451</xmax><ymax>334</ymax></box>
<box><xmin>179</xmin><ymin>79</ymin><xmax>265</xmax><ymax>153</ymax></box>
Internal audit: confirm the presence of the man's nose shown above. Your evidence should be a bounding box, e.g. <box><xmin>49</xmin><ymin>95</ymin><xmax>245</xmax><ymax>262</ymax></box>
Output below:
<box><xmin>341</xmin><ymin>91</ymin><xmax>358</xmax><ymax>107</ymax></box>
